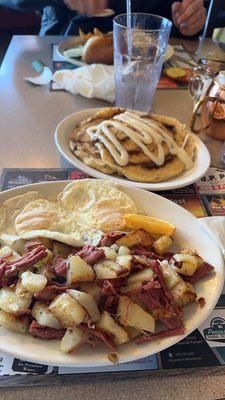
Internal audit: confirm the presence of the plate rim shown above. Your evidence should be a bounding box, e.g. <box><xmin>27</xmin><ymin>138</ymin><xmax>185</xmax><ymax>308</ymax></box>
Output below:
<box><xmin>0</xmin><ymin>180</ymin><xmax>223</xmax><ymax>367</ymax></box>
<box><xmin>54</xmin><ymin>108</ymin><xmax>211</xmax><ymax>191</ymax></box>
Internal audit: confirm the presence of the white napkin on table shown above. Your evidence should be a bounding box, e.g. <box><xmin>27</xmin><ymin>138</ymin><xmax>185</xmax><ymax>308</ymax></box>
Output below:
<box><xmin>200</xmin><ymin>216</ymin><xmax>225</xmax><ymax>256</ymax></box>
<box><xmin>52</xmin><ymin>64</ymin><xmax>115</xmax><ymax>102</ymax></box>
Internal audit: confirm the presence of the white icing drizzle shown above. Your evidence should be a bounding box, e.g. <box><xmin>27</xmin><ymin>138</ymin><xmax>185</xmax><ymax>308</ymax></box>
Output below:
<box><xmin>181</xmin><ymin>133</ymin><xmax>190</xmax><ymax>149</ymax></box>
<box><xmin>86</xmin><ymin>112</ymin><xmax>193</xmax><ymax>170</ymax></box>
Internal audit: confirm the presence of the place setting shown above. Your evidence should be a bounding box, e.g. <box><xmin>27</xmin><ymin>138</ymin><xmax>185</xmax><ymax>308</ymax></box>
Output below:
<box><xmin>53</xmin><ymin>13</ymin><xmax>210</xmax><ymax>192</ymax></box>
<box><xmin>1</xmin><ymin>0</ymin><xmax>225</xmax><ymax>396</ymax></box>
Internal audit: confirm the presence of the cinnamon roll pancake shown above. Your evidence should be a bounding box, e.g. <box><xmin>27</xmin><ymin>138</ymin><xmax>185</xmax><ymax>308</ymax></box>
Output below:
<box><xmin>69</xmin><ymin>108</ymin><xmax>195</xmax><ymax>183</ymax></box>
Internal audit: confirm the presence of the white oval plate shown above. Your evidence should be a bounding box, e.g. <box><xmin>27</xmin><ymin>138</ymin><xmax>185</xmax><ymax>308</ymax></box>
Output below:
<box><xmin>55</xmin><ymin>108</ymin><xmax>210</xmax><ymax>191</ymax></box>
<box><xmin>57</xmin><ymin>38</ymin><xmax>174</xmax><ymax>66</ymax></box>
<box><xmin>0</xmin><ymin>181</ymin><xmax>223</xmax><ymax>367</ymax></box>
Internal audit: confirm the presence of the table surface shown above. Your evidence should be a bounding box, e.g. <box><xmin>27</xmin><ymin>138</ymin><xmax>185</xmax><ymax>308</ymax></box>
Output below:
<box><xmin>1</xmin><ymin>35</ymin><xmax>225</xmax><ymax>400</ymax></box>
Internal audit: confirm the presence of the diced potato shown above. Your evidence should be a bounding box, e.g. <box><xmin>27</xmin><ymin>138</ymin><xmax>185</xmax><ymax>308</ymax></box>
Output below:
<box><xmin>94</xmin><ymin>260</ymin><xmax>129</xmax><ymax>279</ymax></box>
<box><xmin>0</xmin><ymin>288</ymin><xmax>32</xmax><ymax>315</ymax></box>
<box><xmin>132</xmin><ymin>255</ymin><xmax>150</xmax><ymax>266</ymax></box>
<box><xmin>131</xmin><ymin>296</ymin><xmax>149</xmax><ymax>311</ymax></box>
<box><xmin>115</xmin><ymin>229</ymin><xmax>154</xmax><ymax>248</ymax></box>
<box><xmin>67</xmin><ymin>255</ymin><xmax>95</xmax><ymax>284</ymax></box>
<box><xmin>15</xmin><ymin>281</ymin><xmax>34</xmax><ymax>300</ymax></box>
<box><xmin>96</xmin><ymin>312</ymin><xmax>129</xmax><ymax>345</ymax></box>
<box><xmin>67</xmin><ymin>289</ymin><xmax>100</xmax><ymax>322</ymax></box>
<box><xmin>152</xmin><ymin>235</ymin><xmax>173</xmax><ymax>255</ymax></box>
<box><xmin>0</xmin><ymin>309</ymin><xmax>29</xmax><ymax>333</ymax></box>
<box><xmin>32</xmin><ymin>301</ymin><xmax>62</xmax><ymax>329</ymax></box>
<box><xmin>79</xmin><ymin>282</ymin><xmax>101</xmax><ymax>304</ymax></box>
<box><xmin>49</xmin><ymin>293</ymin><xmax>86</xmax><ymax>327</ymax></box>
<box><xmin>179</xmin><ymin>248</ymin><xmax>203</xmax><ymax>267</ymax></box>
<box><xmin>171</xmin><ymin>280</ymin><xmax>197</xmax><ymax>308</ymax></box>
<box><xmin>117</xmin><ymin>246</ymin><xmax>130</xmax><ymax>256</ymax></box>
<box><xmin>21</xmin><ymin>271</ymin><xmax>47</xmax><ymax>293</ymax></box>
<box><xmin>173</xmin><ymin>254</ymin><xmax>198</xmax><ymax>276</ymax></box>
<box><xmin>124</xmin><ymin>326</ymin><xmax>141</xmax><ymax>341</ymax></box>
<box><xmin>0</xmin><ymin>245</ymin><xmax>20</xmax><ymax>261</ymax></box>
<box><xmin>160</xmin><ymin>261</ymin><xmax>180</xmax><ymax>289</ymax></box>
<box><xmin>60</xmin><ymin>327</ymin><xmax>86</xmax><ymax>354</ymax></box>
<box><xmin>127</xmin><ymin>268</ymin><xmax>154</xmax><ymax>285</ymax></box>
<box><xmin>111</xmin><ymin>244</ymin><xmax>119</xmax><ymax>251</ymax></box>
<box><xmin>120</xmin><ymin>282</ymin><xmax>141</xmax><ymax>294</ymax></box>
<box><xmin>117</xmin><ymin>296</ymin><xmax>155</xmax><ymax>333</ymax></box>
<box><xmin>116</xmin><ymin>255</ymin><xmax>132</xmax><ymax>273</ymax></box>
<box><xmin>101</xmin><ymin>247</ymin><xmax>118</xmax><ymax>261</ymax></box>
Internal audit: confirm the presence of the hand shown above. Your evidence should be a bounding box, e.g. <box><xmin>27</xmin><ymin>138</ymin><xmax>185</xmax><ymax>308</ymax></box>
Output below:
<box><xmin>172</xmin><ymin>0</ymin><xmax>206</xmax><ymax>36</ymax></box>
<box><xmin>63</xmin><ymin>0</ymin><xmax>108</xmax><ymax>16</ymax></box>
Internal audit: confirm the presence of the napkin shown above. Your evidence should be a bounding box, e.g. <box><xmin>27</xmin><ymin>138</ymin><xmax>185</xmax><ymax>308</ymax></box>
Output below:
<box><xmin>23</xmin><ymin>61</ymin><xmax>53</xmax><ymax>85</ymax></box>
<box><xmin>200</xmin><ymin>216</ymin><xmax>225</xmax><ymax>256</ymax></box>
<box><xmin>52</xmin><ymin>64</ymin><xmax>115</xmax><ymax>102</ymax></box>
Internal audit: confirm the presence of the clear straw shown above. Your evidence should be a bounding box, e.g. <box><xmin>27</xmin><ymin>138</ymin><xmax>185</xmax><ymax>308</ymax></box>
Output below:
<box><xmin>126</xmin><ymin>0</ymin><xmax>132</xmax><ymax>55</ymax></box>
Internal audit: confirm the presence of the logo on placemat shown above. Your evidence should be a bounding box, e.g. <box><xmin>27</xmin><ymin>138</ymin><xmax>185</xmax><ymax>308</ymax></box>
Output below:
<box><xmin>203</xmin><ymin>317</ymin><xmax>225</xmax><ymax>342</ymax></box>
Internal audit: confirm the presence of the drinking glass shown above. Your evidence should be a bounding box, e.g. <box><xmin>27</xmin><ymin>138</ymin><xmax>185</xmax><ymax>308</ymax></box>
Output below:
<box><xmin>113</xmin><ymin>13</ymin><xmax>172</xmax><ymax>112</ymax></box>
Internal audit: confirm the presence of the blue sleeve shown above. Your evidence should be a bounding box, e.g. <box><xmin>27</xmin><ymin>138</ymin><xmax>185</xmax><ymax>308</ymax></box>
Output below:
<box><xmin>0</xmin><ymin>0</ymin><xmax>60</xmax><ymax>11</ymax></box>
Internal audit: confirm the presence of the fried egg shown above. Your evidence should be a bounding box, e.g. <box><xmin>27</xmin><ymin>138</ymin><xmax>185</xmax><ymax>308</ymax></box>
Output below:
<box><xmin>0</xmin><ymin>180</ymin><xmax>137</xmax><ymax>247</ymax></box>
<box><xmin>14</xmin><ymin>198</ymin><xmax>83</xmax><ymax>246</ymax></box>
<box><xmin>58</xmin><ymin>179</ymin><xmax>137</xmax><ymax>231</ymax></box>
<box><xmin>0</xmin><ymin>192</ymin><xmax>43</xmax><ymax>235</ymax></box>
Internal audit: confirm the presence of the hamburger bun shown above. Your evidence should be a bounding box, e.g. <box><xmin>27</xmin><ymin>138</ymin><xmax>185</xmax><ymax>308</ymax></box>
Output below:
<box><xmin>82</xmin><ymin>32</ymin><xmax>113</xmax><ymax>65</ymax></box>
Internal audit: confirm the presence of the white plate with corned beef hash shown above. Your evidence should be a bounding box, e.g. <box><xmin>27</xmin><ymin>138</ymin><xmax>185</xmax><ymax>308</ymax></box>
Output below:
<box><xmin>0</xmin><ymin>179</ymin><xmax>223</xmax><ymax>367</ymax></box>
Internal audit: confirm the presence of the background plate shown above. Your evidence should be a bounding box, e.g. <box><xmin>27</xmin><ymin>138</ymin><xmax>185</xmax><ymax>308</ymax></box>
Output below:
<box><xmin>55</xmin><ymin>108</ymin><xmax>211</xmax><ymax>191</ymax></box>
<box><xmin>58</xmin><ymin>38</ymin><xmax>174</xmax><ymax>66</ymax></box>
<box><xmin>0</xmin><ymin>181</ymin><xmax>223</xmax><ymax>367</ymax></box>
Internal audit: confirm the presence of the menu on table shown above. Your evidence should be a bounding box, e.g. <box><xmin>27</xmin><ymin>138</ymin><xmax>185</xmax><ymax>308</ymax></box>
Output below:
<box><xmin>0</xmin><ymin>167</ymin><xmax>225</xmax><ymax>381</ymax></box>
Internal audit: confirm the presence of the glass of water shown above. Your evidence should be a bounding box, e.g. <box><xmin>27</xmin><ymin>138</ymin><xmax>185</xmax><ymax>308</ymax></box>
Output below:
<box><xmin>113</xmin><ymin>13</ymin><xmax>172</xmax><ymax>112</ymax></box>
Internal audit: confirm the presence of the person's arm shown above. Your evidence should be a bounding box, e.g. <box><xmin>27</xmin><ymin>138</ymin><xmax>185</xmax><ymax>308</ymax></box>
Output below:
<box><xmin>0</xmin><ymin>0</ymin><xmax>108</xmax><ymax>15</ymax></box>
<box><xmin>0</xmin><ymin>0</ymin><xmax>59</xmax><ymax>11</ymax></box>
<box><xmin>63</xmin><ymin>0</ymin><xmax>108</xmax><ymax>16</ymax></box>
<box><xmin>131</xmin><ymin>0</ymin><xmax>207</xmax><ymax>37</ymax></box>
